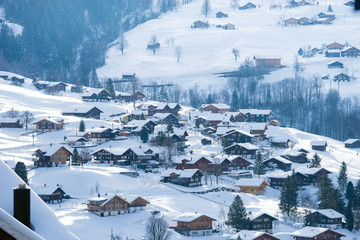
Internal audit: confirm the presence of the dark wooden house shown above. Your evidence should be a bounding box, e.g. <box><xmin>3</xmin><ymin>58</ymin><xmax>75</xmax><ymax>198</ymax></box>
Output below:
<box><xmin>291</xmin><ymin>227</ymin><xmax>345</xmax><ymax>240</ymax></box>
<box><xmin>82</xmin><ymin>89</ymin><xmax>111</xmax><ymax>102</ymax></box>
<box><xmin>173</xmin><ymin>213</ymin><xmax>216</xmax><ymax>237</ymax></box>
<box><xmin>341</xmin><ymin>46</ymin><xmax>360</xmax><ymax>57</ymax></box>
<box><xmin>311</xmin><ymin>140</ymin><xmax>327</xmax><ymax>151</ymax></box>
<box><xmin>344</xmin><ymin>139</ymin><xmax>360</xmax><ymax>148</ymax></box>
<box><xmin>327</xmin><ymin>61</ymin><xmax>344</xmax><ymax>68</ymax></box>
<box><xmin>221</xmin><ymin>130</ymin><xmax>254</xmax><ymax>146</ymax></box>
<box><xmin>34</xmin><ymin>146</ymin><xmax>73</xmax><ymax>167</ymax></box>
<box><xmin>36</xmin><ymin>186</ymin><xmax>66</xmax><ymax>204</ymax></box>
<box><xmin>152</xmin><ymin>113</ymin><xmax>179</xmax><ymax>126</ymax></box>
<box><xmin>89</xmin><ymin>128</ymin><xmax>116</xmax><ymax>143</ymax></box>
<box><xmin>91</xmin><ymin>148</ymin><xmax>124</xmax><ymax>164</ymax></box>
<box><xmin>239</xmin><ymin>2</ymin><xmax>256</xmax><ymax>9</ymax></box>
<box><xmin>62</xmin><ymin>107</ymin><xmax>103</xmax><ymax>119</ymax></box>
<box><xmin>249</xmin><ymin>213</ymin><xmax>278</xmax><ymax>233</ymax></box>
<box><xmin>334</xmin><ymin>73</ymin><xmax>350</xmax><ymax>82</ymax></box>
<box><xmin>264</xmin><ymin>156</ymin><xmax>292</xmax><ymax>171</ymax></box>
<box><xmin>305</xmin><ymin>209</ymin><xmax>344</xmax><ymax>229</ymax></box>
<box><xmin>192</xmin><ymin>20</ymin><xmax>209</xmax><ymax>29</ymax></box>
<box><xmin>230</xmin><ymin>156</ymin><xmax>252</xmax><ymax>169</ymax></box>
<box><xmin>224</xmin><ymin>143</ymin><xmax>259</xmax><ymax>157</ymax></box>
<box><xmin>282</xmin><ymin>151</ymin><xmax>308</xmax><ymax>163</ymax></box>
<box><xmin>230</xmin><ymin>231</ymin><xmax>280</xmax><ymax>240</ymax></box>
<box><xmin>162</xmin><ymin>169</ymin><xmax>203</xmax><ymax>187</ymax></box>
<box><xmin>216</xmin><ymin>11</ymin><xmax>228</xmax><ymax>18</ymax></box>
<box><xmin>0</xmin><ymin>118</ymin><xmax>23</xmax><ymax>128</ymax></box>
<box><xmin>33</xmin><ymin>118</ymin><xmax>64</xmax><ymax>132</ymax></box>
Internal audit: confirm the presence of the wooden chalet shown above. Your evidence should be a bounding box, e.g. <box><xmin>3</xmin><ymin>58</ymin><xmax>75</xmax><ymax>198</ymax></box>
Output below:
<box><xmin>311</xmin><ymin>140</ymin><xmax>327</xmax><ymax>151</ymax></box>
<box><xmin>117</xmin><ymin>91</ymin><xmax>146</xmax><ymax>102</ymax></box>
<box><xmin>89</xmin><ymin>128</ymin><xmax>116</xmax><ymax>143</ymax></box>
<box><xmin>318</xmin><ymin>12</ymin><xmax>335</xmax><ymax>20</ymax></box>
<box><xmin>231</xmin><ymin>109</ymin><xmax>272</xmax><ymax>123</ymax></box>
<box><xmin>196</xmin><ymin>113</ymin><xmax>226</xmax><ymax>127</ymax></box>
<box><xmin>327</xmin><ymin>61</ymin><xmax>344</xmax><ymax>68</ymax></box>
<box><xmin>282</xmin><ymin>151</ymin><xmax>308</xmax><ymax>163</ymax></box>
<box><xmin>216</xmin><ymin>11</ymin><xmax>228</xmax><ymax>18</ymax></box>
<box><xmin>221</xmin><ymin>129</ymin><xmax>254</xmax><ymax>146</ymax></box>
<box><xmin>0</xmin><ymin>118</ymin><xmax>23</xmax><ymax>128</ymax></box>
<box><xmin>344</xmin><ymin>1</ymin><xmax>355</xmax><ymax>6</ymax></box>
<box><xmin>284</xmin><ymin>18</ymin><xmax>298</xmax><ymax>26</ymax></box>
<box><xmin>341</xmin><ymin>46</ymin><xmax>360</xmax><ymax>57</ymax></box>
<box><xmin>291</xmin><ymin>227</ymin><xmax>345</xmax><ymax>240</ymax></box>
<box><xmin>35</xmin><ymin>186</ymin><xmax>65</xmax><ymax>204</ymax></box>
<box><xmin>45</xmin><ymin>82</ymin><xmax>67</xmax><ymax>93</ymax></box>
<box><xmin>344</xmin><ymin>139</ymin><xmax>360</xmax><ymax>148</ymax></box>
<box><xmin>249</xmin><ymin>213</ymin><xmax>278</xmax><ymax>233</ymax></box>
<box><xmin>192</xmin><ymin>20</ymin><xmax>209</xmax><ymax>29</ymax></box>
<box><xmin>264</xmin><ymin>156</ymin><xmax>292</xmax><ymax>171</ymax></box>
<box><xmin>120</xmin><ymin>147</ymin><xmax>157</xmax><ymax>164</ymax></box>
<box><xmin>266</xmin><ymin>171</ymin><xmax>305</xmax><ymax>188</ymax></box>
<box><xmin>71</xmin><ymin>85</ymin><xmax>83</xmax><ymax>93</ymax></box>
<box><xmin>235</xmin><ymin>179</ymin><xmax>269</xmax><ymax>194</ymax></box>
<box><xmin>162</xmin><ymin>169</ymin><xmax>203</xmax><ymax>187</ymax></box>
<box><xmin>305</xmin><ymin>209</ymin><xmax>345</xmax><ymax>229</ymax></box>
<box><xmin>62</xmin><ymin>106</ymin><xmax>103</xmax><ymax>119</ymax></box>
<box><xmin>239</xmin><ymin>2</ymin><xmax>256</xmax><ymax>9</ymax></box>
<box><xmin>173</xmin><ymin>213</ymin><xmax>216</xmax><ymax>237</ymax></box>
<box><xmin>222</xmin><ymin>23</ymin><xmax>235</xmax><ymax>30</ymax></box>
<box><xmin>87</xmin><ymin>194</ymin><xmax>149</xmax><ymax>217</ymax></box>
<box><xmin>139</xmin><ymin>103</ymin><xmax>181</xmax><ymax>116</ymax></box>
<box><xmin>34</xmin><ymin>145</ymin><xmax>73</xmax><ymax>167</ymax></box>
<box><xmin>82</xmin><ymin>89</ymin><xmax>111</xmax><ymax>102</ymax></box>
<box><xmin>33</xmin><ymin>118</ymin><xmax>64</xmax><ymax>132</ymax></box>
<box><xmin>176</xmin><ymin>157</ymin><xmax>212</xmax><ymax>172</ymax></box>
<box><xmin>298</xmin><ymin>17</ymin><xmax>312</xmax><ymax>25</ymax></box>
<box><xmin>65</xmin><ymin>136</ymin><xmax>88</xmax><ymax>146</ymax></box>
<box><xmin>123</xmin><ymin>119</ymin><xmax>157</xmax><ymax>135</ymax></box>
<box><xmin>230</xmin><ymin>230</ymin><xmax>280</xmax><ymax>240</ymax></box>
<box><xmin>334</xmin><ymin>73</ymin><xmax>351</xmax><ymax>82</ymax></box>
<box><xmin>270</xmin><ymin>137</ymin><xmax>290</xmax><ymax>148</ymax></box>
<box><xmin>229</xmin><ymin>156</ymin><xmax>252</xmax><ymax>169</ymax></box>
<box><xmin>326</xmin><ymin>42</ymin><xmax>345</xmax><ymax>50</ymax></box>
<box><xmin>325</xmin><ymin>50</ymin><xmax>341</xmax><ymax>57</ymax></box>
<box><xmin>200</xmin><ymin>103</ymin><xmax>230</xmax><ymax>113</ymax></box>
<box><xmin>255</xmin><ymin>58</ymin><xmax>281</xmax><ymax>67</ymax></box>
<box><xmin>10</xmin><ymin>77</ymin><xmax>24</xmax><ymax>86</ymax></box>
<box><xmin>224</xmin><ymin>143</ymin><xmax>259</xmax><ymax>157</ymax></box>
<box><xmin>91</xmin><ymin>148</ymin><xmax>124</xmax><ymax>164</ymax></box>
<box><xmin>152</xmin><ymin>113</ymin><xmax>179</xmax><ymax>126</ymax></box>
<box><xmin>296</xmin><ymin>167</ymin><xmax>330</xmax><ymax>186</ymax></box>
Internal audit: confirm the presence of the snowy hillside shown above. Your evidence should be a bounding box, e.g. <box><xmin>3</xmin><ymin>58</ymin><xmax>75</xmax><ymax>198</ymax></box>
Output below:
<box><xmin>97</xmin><ymin>0</ymin><xmax>360</xmax><ymax>97</ymax></box>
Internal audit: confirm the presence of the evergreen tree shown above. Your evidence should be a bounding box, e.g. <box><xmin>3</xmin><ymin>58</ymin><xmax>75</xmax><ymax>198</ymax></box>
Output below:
<box><xmin>338</xmin><ymin>161</ymin><xmax>348</xmax><ymax>195</ymax></box>
<box><xmin>327</xmin><ymin>4</ymin><xmax>333</xmax><ymax>12</ymax></box>
<box><xmin>298</xmin><ymin>48</ymin><xmax>304</xmax><ymax>56</ymax></box>
<box><xmin>346</xmin><ymin>181</ymin><xmax>356</xmax><ymax>203</ymax></box>
<box><xmin>309</xmin><ymin>153</ymin><xmax>321</xmax><ymax>168</ymax></box>
<box><xmin>73</xmin><ymin>148</ymin><xmax>79</xmax><ymax>164</ymax></box>
<box><xmin>195</xmin><ymin>119</ymin><xmax>200</xmax><ymax>129</ymax></box>
<box><xmin>206</xmin><ymin>94</ymin><xmax>213</xmax><ymax>104</ymax></box>
<box><xmin>345</xmin><ymin>201</ymin><xmax>354</xmax><ymax>231</ymax></box>
<box><xmin>253</xmin><ymin>152</ymin><xmax>265</xmax><ymax>177</ymax></box>
<box><xmin>14</xmin><ymin>162</ymin><xmax>28</xmax><ymax>184</ymax></box>
<box><xmin>79</xmin><ymin>120</ymin><xmax>86</xmax><ymax>132</ymax></box>
<box><xmin>106</xmin><ymin>78</ymin><xmax>116</xmax><ymax>99</ymax></box>
<box><xmin>226</xmin><ymin>195</ymin><xmax>250</xmax><ymax>231</ymax></box>
<box><xmin>318</xmin><ymin>176</ymin><xmax>337</xmax><ymax>210</ymax></box>
<box><xmin>230</xmin><ymin>90</ymin><xmax>239</xmax><ymax>111</ymax></box>
<box><xmin>141</xmin><ymin>113</ymin><xmax>146</xmax><ymax>120</ymax></box>
<box><xmin>354</xmin><ymin>179</ymin><xmax>360</xmax><ymax>209</ymax></box>
<box><xmin>166</xmin><ymin>121</ymin><xmax>174</xmax><ymax>133</ymax></box>
<box><xmin>140</xmin><ymin>128</ymin><xmax>149</xmax><ymax>143</ymax></box>
<box><xmin>335</xmin><ymin>189</ymin><xmax>346</xmax><ymax>214</ymax></box>
<box><xmin>279</xmin><ymin>173</ymin><xmax>298</xmax><ymax>216</ymax></box>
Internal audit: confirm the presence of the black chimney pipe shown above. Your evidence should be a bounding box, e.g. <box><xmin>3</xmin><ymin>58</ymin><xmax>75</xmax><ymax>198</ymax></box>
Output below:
<box><xmin>13</xmin><ymin>184</ymin><xmax>31</xmax><ymax>228</ymax></box>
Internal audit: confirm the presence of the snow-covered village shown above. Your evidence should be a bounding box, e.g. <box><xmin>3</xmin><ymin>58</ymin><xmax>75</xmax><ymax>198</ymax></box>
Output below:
<box><xmin>1</xmin><ymin>0</ymin><xmax>360</xmax><ymax>240</ymax></box>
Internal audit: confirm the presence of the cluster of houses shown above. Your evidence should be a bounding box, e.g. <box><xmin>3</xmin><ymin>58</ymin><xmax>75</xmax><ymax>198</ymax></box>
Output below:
<box><xmin>324</xmin><ymin>42</ymin><xmax>360</xmax><ymax>58</ymax></box>
<box><xmin>284</xmin><ymin>12</ymin><xmax>335</xmax><ymax>26</ymax></box>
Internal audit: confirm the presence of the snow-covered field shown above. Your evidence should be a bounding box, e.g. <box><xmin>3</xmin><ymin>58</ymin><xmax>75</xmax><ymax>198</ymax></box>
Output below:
<box><xmin>1</xmin><ymin>76</ymin><xmax>360</xmax><ymax>239</ymax></box>
<box><xmin>97</xmin><ymin>0</ymin><xmax>360</xmax><ymax>97</ymax></box>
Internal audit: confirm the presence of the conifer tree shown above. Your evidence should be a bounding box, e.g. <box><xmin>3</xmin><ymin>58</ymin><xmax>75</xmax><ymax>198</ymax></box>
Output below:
<box><xmin>327</xmin><ymin>4</ymin><xmax>333</xmax><ymax>12</ymax></box>
<box><xmin>253</xmin><ymin>152</ymin><xmax>266</xmax><ymax>177</ymax></box>
<box><xmin>141</xmin><ymin>128</ymin><xmax>149</xmax><ymax>143</ymax></box>
<box><xmin>304</xmin><ymin>211</ymin><xmax>315</xmax><ymax>226</ymax></box>
<box><xmin>226</xmin><ymin>195</ymin><xmax>250</xmax><ymax>231</ymax></box>
<box><xmin>14</xmin><ymin>162</ymin><xmax>28</xmax><ymax>184</ymax></box>
<box><xmin>166</xmin><ymin>121</ymin><xmax>174</xmax><ymax>133</ymax></box>
<box><xmin>335</xmin><ymin>189</ymin><xmax>346</xmax><ymax>214</ymax></box>
<box><xmin>354</xmin><ymin>179</ymin><xmax>360</xmax><ymax>209</ymax></box>
<box><xmin>73</xmin><ymin>148</ymin><xmax>79</xmax><ymax>164</ymax></box>
<box><xmin>279</xmin><ymin>173</ymin><xmax>298</xmax><ymax>216</ymax></box>
<box><xmin>338</xmin><ymin>161</ymin><xmax>348</xmax><ymax>195</ymax></box>
<box><xmin>106</xmin><ymin>78</ymin><xmax>116</xmax><ymax>99</ymax></box>
<box><xmin>318</xmin><ymin>176</ymin><xmax>337</xmax><ymax>210</ymax></box>
<box><xmin>230</xmin><ymin>91</ymin><xmax>239</xmax><ymax>111</ymax></box>
<box><xmin>79</xmin><ymin>120</ymin><xmax>86</xmax><ymax>132</ymax></box>
<box><xmin>309</xmin><ymin>153</ymin><xmax>321</xmax><ymax>168</ymax></box>
<box><xmin>141</xmin><ymin>113</ymin><xmax>146</xmax><ymax>120</ymax></box>
<box><xmin>206</xmin><ymin>94</ymin><xmax>213</xmax><ymax>104</ymax></box>
<box><xmin>345</xmin><ymin>201</ymin><xmax>354</xmax><ymax>231</ymax></box>
<box><xmin>346</xmin><ymin>181</ymin><xmax>356</xmax><ymax>203</ymax></box>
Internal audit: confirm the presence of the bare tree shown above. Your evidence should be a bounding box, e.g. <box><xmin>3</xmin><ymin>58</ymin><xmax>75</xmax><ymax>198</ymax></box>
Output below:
<box><xmin>80</xmin><ymin>148</ymin><xmax>92</xmax><ymax>163</ymax></box>
<box><xmin>162</xmin><ymin>138</ymin><xmax>177</xmax><ymax>169</ymax></box>
<box><xmin>201</xmin><ymin>0</ymin><xmax>212</xmax><ymax>17</ymax></box>
<box><xmin>118</xmin><ymin>33</ymin><xmax>128</xmax><ymax>55</ymax></box>
<box><xmin>232</xmin><ymin>48</ymin><xmax>239</xmax><ymax>61</ymax></box>
<box><xmin>230</xmin><ymin>0</ymin><xmax>239</xmax><ymax>9</ymax></box>
<box><xmin>174</xmin><ymin>45</ymin><xmax>182</xmax><ymax>62</ymax></box>
<box><xmin>145</xmin><ymin>217</ymin><xmax>171</xmax><ymax>240</ymax></box>
<box><xmin>4</xmin><ymin>108</ymin><xmax>20</xmax><ymax>118</ymax></box>
<box><xmin>20</xmin><ymin>110</ymin><xmax>34</xmax><ymax>130</ymax></box>
<box><xmin>147</xmin><ymin>35</ymin><xmax>160</xmax><ymax>55</ymax></box>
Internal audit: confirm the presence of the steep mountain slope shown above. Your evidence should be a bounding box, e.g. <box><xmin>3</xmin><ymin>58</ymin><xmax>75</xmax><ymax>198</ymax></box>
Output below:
<box><xmin>98</xmin><ymin>0</ymin><xmax>360</xmax><ymax>97</ymax></box>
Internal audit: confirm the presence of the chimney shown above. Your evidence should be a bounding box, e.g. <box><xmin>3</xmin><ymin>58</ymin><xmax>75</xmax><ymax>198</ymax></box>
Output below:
<box><xmin>13</xmin><ymin>184</ymin><xmax>31</xmax><ymax>228</ymax></box>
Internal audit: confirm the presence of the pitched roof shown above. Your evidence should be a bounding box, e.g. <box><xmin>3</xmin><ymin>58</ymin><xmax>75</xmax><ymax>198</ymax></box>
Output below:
<box><xmin>0</xmin><ymin>208</ymin><xmax>45</xmax><ymax>240</ymax></box>
<box><xmin>291</xmin><ymin>227</ymin><xmax>344</xmax><ymax>238</ymax></box>
<box><xmin>173</xmin><ymin>212</ymin><xmax>216</xmax><ymax>222</ymax></box>
<box><xmin>310</xmin><ymin>140</ymin><xmax>327</xmax><ymax>146</ymax></box>
<box><xmin>249</xmin><ymin>212</ymin><xmax>277</xmax><ymax>221</ymax></box>
<box><xmin>38</xmin><ymin>145</ymin><xmax>73</xmax><ymax>157</ymax></box>
<box><xmin>313</xmin><ymin>209</ymin><xmax>344</xmax><ymax>219</ymax></box>
<box><xmin>230</xmin><ymin>230</ymin><xmax>279</xmax><ymax>240</ymax></box>
<box><xmin>265</xmin><ymin>156</ymin><xmax>292</xmax><ymax>164</ymax></box>
<box><xmin>235</xmin><ymin>178</ymin><xmax>269</xmax><ymax>187</ymax></box>
<box><xmin>344</xmin><ymin>139</ymin><xmax>359</xmax><ymax>144</ymax></box>
<box><xmin>62</xmin><ymin>106</ymin><xmax>102</xmax><ymax>114</ymax></box>
<box><xmin>225</xmin><ymin>143</ymin><xmax>260</xmax><ymax>151</ymax></box>
<box><xmin>0</xmin><ymin>118</ymin><xmax>20</xmax><ymax>123</ymax></box>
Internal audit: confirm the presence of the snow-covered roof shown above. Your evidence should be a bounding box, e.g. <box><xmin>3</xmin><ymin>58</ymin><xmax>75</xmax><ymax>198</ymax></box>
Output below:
<box><xmin>66</xmin><ymin>136</ymin><xmax>88</xmax><ymax>142</ymax></box>
<box><xmin>200</xmin><ymin>103</ymin><xmax>230</xmax><ymax>109</ymax></box>
<box><xmin>237</xmin><ymin>109</ymin><xmax>272</xmax><ymax>115</ymax></box>
<box><xmin>0</xmin><ymin>208</ymin><xmax>45</xmax><ymax>240</ymax></box>
<box><xmin>127</xmin><ymin>119</ymin><xmax>153</xmax><ymax>128</ymax></box>
<box><xmin>215</xmin><ymin>127</ymin><xmax>237</xmax><ymax>136</ymax></box>
<box><xmin>152</xmin><ymin>113</ymin><xmax>177</xmax><ymax>120</ymax></box>
<box><xmin>344</xmin><ymin>139</ymin><xmax>359</xmax><ymax>144</ymax></box>
<box><xmin>266</xmin><ymin>170</ymin><xmax>292</xmax><ymax>179</ymax></box>
<box><xmin>249</xmin><ymin>212</ymin><xmax>277</xmax><ymax>221</ymax></box>
<box><xmin>197</xmin><ymin>113</ymin><xmax>229</xmax><ymax>121</ymax></box>
<box><xmin>89</xmin><ymin>127</ymin><xmax>112</xmax><ymax>133</ymax></box>
<box><xmin>38</xmin><ymin>145</ymin><xmax>72</xmax><ymax>157</ymax></box>
<box><xmin>234</xmin><ymin>122</ymin><xmax>267</xmax><ymax>131</ymax></box>
<box><xmin>88</xmin><ymin>196</ymin><xmax>107</xmax><ymax>202</ymax></box>
<box><xmin>230</xmin><ymin>230</ymin><xmax>278</xmax><ymax>240</ymax></box>
<box><xmin>82</xmin><ymin>89</ymin><xmax>108</xmax><ymax>97</ymax></box>
<box><xmin>115</xmin><ymin>91</ymin><xmax>131</xmax><ymax>97</ymax></box>
<box><xmin>291</xmin><ymin>227</ymin><xmax>342</xmax><ymax>238</ymax></box>
<box><xmin>173</xmin><ymin>212</ymin><xmax>215</xmax><ymax>222</ymax></box>
<box><xmin>228</xmin><ymin>143</ymin><xmax>260</xmax><ymax>150</ymax></box>
<box><xmin>271</xmin><ymin>137</ymin><xmax>289</xmax><ymax>143</ymax></box>
<box><xmin>235</xmin><ymin>178</ymin><xmax>269</xmax><ymax>187</ymax></box>
<box><xmin>265</xmin><ymin>156</ymin><xmax>292</xmax><ymax>164</ymax></box>
<box><xmin>62</xmin><ymin>106</ymin><xmax>102</xmax><ymax>114</ymax></box>
<box><xmin>296</xmin><ymin>167</ymin><xmax>326</xmax><ymax>175</ymax></box>
<box><xmin>0</xmin><ymin>118</ymin><xmax>19</xmax><ymax>123</ymax></box>
<box><xmin>33</xmin><ymin>118</ymin><xmax>62</xmax><ymax>124</ymax></box>
<box><xmin>313</xmin><ymin>209</ymin><xmax>344</xmax><ymax>219</ymax></box>
<box><xmin>222</xmin><ymin>129</ymin><xmax>255</xmax><ymax>138</ymax></box>
<box><xmin>161</xmin><ymin>169</ymin><xmax>201</xmax><ymax>178</ymax></box>
<box><xmin>91</xmin><ymin>147</ymin><xmax>126</xmax><ymax>156</ymax></box>
<box><xmin>34</xmin><ymin>186</ymin><xmax>63</xmax><ymax>195</ymax></box>
<box><xmin>310</xmin><ymin>140</ymin><xmax>327</xmax><ymax>146</ymax></box>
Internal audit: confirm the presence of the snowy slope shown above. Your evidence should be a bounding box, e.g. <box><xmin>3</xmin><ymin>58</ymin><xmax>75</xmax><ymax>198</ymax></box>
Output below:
<box><xmin>97</xmin><ymin>0</ymin><xmax>360</xmax><ymax>97</ymax></box>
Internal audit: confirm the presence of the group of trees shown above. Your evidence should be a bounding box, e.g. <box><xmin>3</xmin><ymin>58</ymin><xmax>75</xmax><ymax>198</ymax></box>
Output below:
<box><xmin>3</xmin><ymin>108</ymin><xmax>34</xmax><ymax>130</ymax></box>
